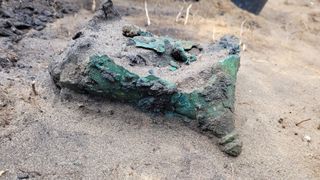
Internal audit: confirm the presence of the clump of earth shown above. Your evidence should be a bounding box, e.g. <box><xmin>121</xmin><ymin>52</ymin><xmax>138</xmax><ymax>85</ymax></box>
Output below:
<box><xmin>0</xmin><ymin>0</ymin><xmax>79</xmax><ymax>41</ymax></box>
<box><xmin>49</xmin><ymin>0</ymin><xmax>243</xmax><ymax>156</ymax></box>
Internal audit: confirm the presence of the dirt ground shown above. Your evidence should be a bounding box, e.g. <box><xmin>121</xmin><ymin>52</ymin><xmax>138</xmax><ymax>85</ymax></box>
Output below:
<box><xmin>0</xmin><ymin>0</ymin><xmax>319</xmax><ymax>179</ymax></box>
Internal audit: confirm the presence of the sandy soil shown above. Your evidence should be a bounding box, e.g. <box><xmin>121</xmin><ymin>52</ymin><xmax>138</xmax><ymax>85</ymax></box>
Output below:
<box><xmin>0</xmin><ymin>0</ymin><xmax>319</xmax><ymax>179</ymax></box>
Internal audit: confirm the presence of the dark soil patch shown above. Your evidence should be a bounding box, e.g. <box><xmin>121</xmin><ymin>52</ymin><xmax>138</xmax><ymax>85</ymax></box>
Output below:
<box><xmin>0</xmin><ymin>0</ymin><xmax>80</xmax><ymax>42</ymax></box>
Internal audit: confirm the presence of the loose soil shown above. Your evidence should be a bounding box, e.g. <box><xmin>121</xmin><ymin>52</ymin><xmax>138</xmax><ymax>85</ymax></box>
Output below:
<box><xmin>0</xmin><ymin>0</ymin><xmax>319</xmax><ymax>179</ymax></box>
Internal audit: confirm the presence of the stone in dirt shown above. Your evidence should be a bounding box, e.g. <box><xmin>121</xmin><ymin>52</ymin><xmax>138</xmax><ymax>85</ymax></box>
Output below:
<box><xmin>0</xmin><ymin>49</ymin><xmax>18</xmax><ymax>71</ymax></box>
<box><xmin>49</xmin><ymin>0</ymin><xmax>242</xmax><ymax>156</ymax></box>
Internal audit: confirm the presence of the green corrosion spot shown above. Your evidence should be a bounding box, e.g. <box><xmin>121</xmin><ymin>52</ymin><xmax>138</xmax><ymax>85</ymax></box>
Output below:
<box><xmin>132</xmin><ymin>36</ymin><xmax>166</xmax><ymax>53</ymax></box>
<box><xmin>171</xmin><ymin>91</ymin><xmax>205</xmax><ymax>119</ymax></box>
<box><xmin>131</xmin><ymin>36</ymin><xmax>199</xmax><ymax>65</ymax></box>
<box><xmin>170</xmin><ymin>55</ymin><xmax>240</xmax><ymax>138</ymax></box>
<box><xmin>219</xmin><ymin>55</ymin><xmax>240</xmax><ymax>81</ymax></box>
<box><xmin>85</xmin><ymin>55</ymin><xmax>177</xmax><ymax>110</ymax></box>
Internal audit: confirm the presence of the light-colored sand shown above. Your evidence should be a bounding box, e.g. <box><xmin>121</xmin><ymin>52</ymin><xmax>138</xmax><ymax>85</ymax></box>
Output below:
<box><xmin>0</xmin><ymin>0</ymin><xmax>319</xmax><ymax>179</ymax></box>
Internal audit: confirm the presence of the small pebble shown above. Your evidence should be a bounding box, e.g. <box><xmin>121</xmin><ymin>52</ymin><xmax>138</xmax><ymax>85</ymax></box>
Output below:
<box><xmin>109</xmin><ymin>110</ymin><xmax>114</xmax><ymax>115</ymax></box>
<box><xmin>148</xmin><ymin>69</ymin><xmax>155</xmax><ymax>75</ymax></box>
<box><xmin>278</xmin><ymin>118</ymin><xmax>284</xmax><ymax>124</ymax></box>
<box><xmin>303</xmin><ymin>135</ymin><xmax>311</xmax><ymax>143</ymax></box>
<box><xmin>17</xmin><ymin>174</ymin><xmax>29</xmax><ymax>179</ymax></box>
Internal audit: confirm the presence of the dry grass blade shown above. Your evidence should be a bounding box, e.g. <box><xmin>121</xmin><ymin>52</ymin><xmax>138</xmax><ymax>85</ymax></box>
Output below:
<box><xmin>176</xmin><ymin>6</ymin><xmax>184</xmax><ymax>22</ymax></box>
<box><xmin>184</xmin><ymin>4</ymin><xmax>192</xmax><ymax>25</ymax></box>
<box><xmin>239</xmin><ymin>19</ymin><xmax>247</xmax><ymax>45</ymax></box>
<box><xmin>144</xmin><ymin>0</ymin><xmax>151</xmax><ymax>26</ymax></box>
<box><xmin>31</xmin><ymin>81</ymin><xmax>38</xmax><ymax>96</ymax></box>
<box><xmin>230</xmin><ymin>163</ymin><xmax>235</xmax><ymax>180</ymax></box>
<box><xmin>0</xmin><ymin>170</ymin><xmax>8</xmax><ymax>177</ymax></box>
<box><xmin>212</xmin><ymin>26</ymin><xmax>216</xmax><ymax>41</ymax></box>
<box><xmin>91</xmin><ymin>0</ymin><xmax>96</xmax><ymax>12</ymax></box>
<box><xmin>295</xmin><ymin>118</ymin><xmax>312</xmax><ymax>126</ymax></box>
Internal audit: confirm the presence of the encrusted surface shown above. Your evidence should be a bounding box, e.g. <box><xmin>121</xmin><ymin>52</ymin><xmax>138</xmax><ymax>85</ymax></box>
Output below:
<box><xmin>49</xmin><ymin>9</ymin><xmax>242</xmax><ymax>156</ymax></box>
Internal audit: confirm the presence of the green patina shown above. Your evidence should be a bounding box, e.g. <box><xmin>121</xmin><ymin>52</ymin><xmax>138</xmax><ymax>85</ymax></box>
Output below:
<box><xmin>84</xmin><ymin>54</ymin><xmax>240</xmax><ymax>121</ymax></box>
<box><xmin>172</xmin><ymin>55</ymin><xmax>240</xmax><ymax>119</ymax></box>
<box><xmin>85</xmin><ymin>55</ymin><xmax>140</xmax><ymax>101</ymax></box>
<box><xmin>131</xmin><ymin>36</ymin><xmax>199</xmax><ymax>64</ymax></box>
<box><xmin>132</xmin><ymin>36</ymin><xmax>166</xmax><ymax>53</ymax></box>
<box><xmin>219</xmin><ymin>55</ymin><xmax>240</xmax><ymax>81</ymax></box>
<box><xmin>169</xmin><ymin>60</ymin><xmax>180</xmax><ymax>71</ymax></box>
<box><xmin>85</xmin><ymin>55</ymin><xmax>177</xmax><ymax>111</ymax></box>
